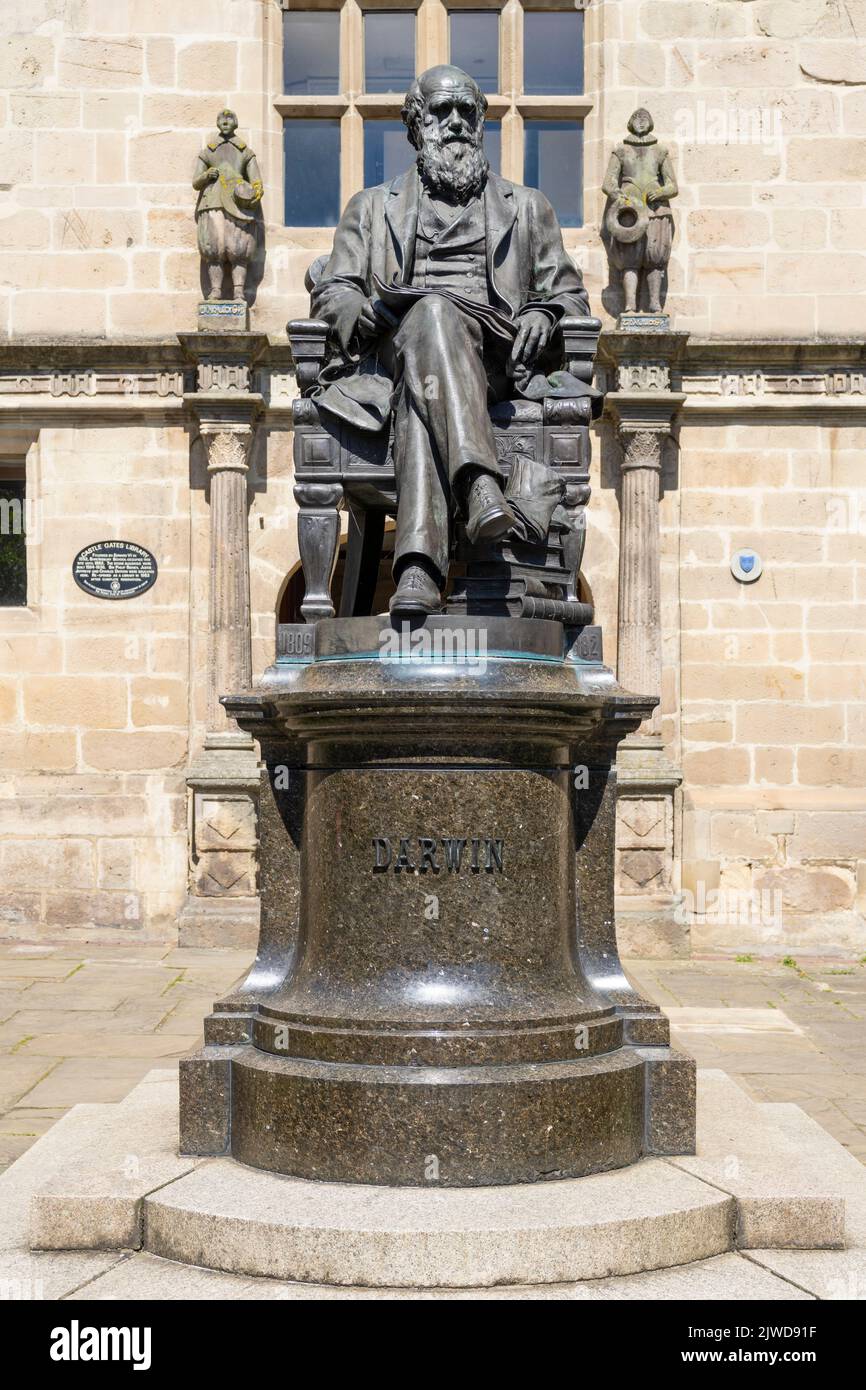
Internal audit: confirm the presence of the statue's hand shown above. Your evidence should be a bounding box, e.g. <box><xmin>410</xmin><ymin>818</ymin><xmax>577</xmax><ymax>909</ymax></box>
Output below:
<box><xmin>357</xmin><ymin>297</ymin><xmax>398</xmax><ymax>342</ymax></box>
<box><xmin>207</xmin><ymin>166</ymin><xmax>220</xmax><ymax>183</ymax></box>
<box><xmin>646</xmin><ymin>188</ymin><xmax>662</xmax><ymax>206</ymax></box>
<box><xmin>509</xmin><ymin>311</ymin><xmax>551</xmax><ymax>373</ymax></box>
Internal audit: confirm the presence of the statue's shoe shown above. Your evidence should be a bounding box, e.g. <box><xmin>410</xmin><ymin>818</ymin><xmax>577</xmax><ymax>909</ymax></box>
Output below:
<box><xmin>465</xmin><ymin>473</ymin><xmax>516</xmax><ymax>545</ymax></box>
<box><xmin>389</xmin><ymin>565</ymin><xmax>442</xmax><ymax>618</ymax></box>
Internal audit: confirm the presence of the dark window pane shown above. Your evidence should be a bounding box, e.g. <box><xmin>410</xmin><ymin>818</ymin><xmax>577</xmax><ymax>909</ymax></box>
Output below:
<box><xmin>283</xmin><ymin>11</ymin><xmax>340</xmax><ymax>95</ymax></box>
<box><xmin>524</xmin><ymin>120</ymin><xmax>583</xmax><ymax>227</ymax></box>
<box><xmin>0</xmin><ymin>478</ymin><xmax>26</xmax><ymax>607</ymax></box>
<box><xmin>364</xmin><ymin>12</ymin><xmax>415</xmax><ymax>93</ymax></box>
<box><xmin>364</xmin><ymin>120</ymin><xmax>410</xmax><ymax>186</ymax></box>
<box><xmin>483</xmin><ymin>119</ymin><xmax>501</xmax><ymax>175</ymax></box>
<box><xmin>524</xmin><ymin>12</ymin><xmax>584</xmax><ymax>95</ymax></box>
<box><xmin>450</xmin><ymin>10</ymin><xmax>499</xmax><ymax>93</ymax></box>
<box><xmin>284</xmin><ymin>120</ymin><xmax>341</xmax><ymax>226</ymax></box>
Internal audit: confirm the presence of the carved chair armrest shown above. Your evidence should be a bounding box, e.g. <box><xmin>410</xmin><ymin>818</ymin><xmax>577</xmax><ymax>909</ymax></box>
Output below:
<box><xmin>287</xmin><ymin>318</ymin><xmax>329</xmax><ymax>395</ymax></box>
<box><xmin>558</xmin><ymin>316</ymin><xmax>602</xmax><ymax>382</ymax></box>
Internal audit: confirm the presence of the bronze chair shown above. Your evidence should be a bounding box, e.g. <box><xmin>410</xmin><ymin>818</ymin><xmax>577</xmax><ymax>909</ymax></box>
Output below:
<box><xmin>287</xmin><ymin>258</ymin><xmax>603</xmax><ymax>624</ymax></box>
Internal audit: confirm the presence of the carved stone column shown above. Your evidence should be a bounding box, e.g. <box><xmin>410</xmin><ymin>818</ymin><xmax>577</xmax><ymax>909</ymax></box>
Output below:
<box><xmin>202</xmin><ymin>420</ymin><xmax>255</xmax><ymax>740</ymax></box>
<box><xmin>178</xmin><ymin>334</ymin><xmax>267</xmax><ymax>946</ymax></box>
<box><xmin>616</xmin><ymin>423</ymin><xmax>665</xmax><ymax>736</ymax></box>
<box><xmin>603</xmin><ymin>331</ymin><xmax>688</xmax><ymax>955</ymax></box>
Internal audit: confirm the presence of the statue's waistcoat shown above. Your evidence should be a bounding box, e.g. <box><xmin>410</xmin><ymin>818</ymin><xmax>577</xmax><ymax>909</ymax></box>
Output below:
<box><xmin>410</xmin><ymin>195</ymin><xmax>489</xmax><ymax>303</ymax></box>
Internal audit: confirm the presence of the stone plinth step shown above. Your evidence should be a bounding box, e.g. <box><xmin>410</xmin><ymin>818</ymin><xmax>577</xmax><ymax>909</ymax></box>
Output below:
<box><xmin>24</xmin><ymin>1068</ymin><xmax>851</xmax><ymax>1291</ymax></box>
<box><xmin>143</xmin><ymin>1158</ymin><xmax>735</xmax><ymax>1288</ymax></box>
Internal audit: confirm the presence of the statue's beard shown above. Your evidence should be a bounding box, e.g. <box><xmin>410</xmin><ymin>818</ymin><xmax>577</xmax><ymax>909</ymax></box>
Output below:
<box><xmin>417</xmin><ymin>132</ymin><xmax>488</xmax><ymax>201</ymax></box>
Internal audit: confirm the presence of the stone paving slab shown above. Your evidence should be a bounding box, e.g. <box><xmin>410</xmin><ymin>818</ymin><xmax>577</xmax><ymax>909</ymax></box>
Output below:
<box><xmin>669</xmin><ymin>1071</ymin><xmax>845</xmax><ymax>1249</ymax></box>
<box><xmin>665</xmin><ymin>1007</ymin><xmax>803</xmax><ymax>1034</ymax></box>
<box><xmin>0</xmin><ymin>1248</ymin><xmax>125</xmax><ymax>1301</ymax></box>
<box><xmin>20</xmin><ymin>1057</ymin><xmax>170</xmax><ymax>1109</ymax></box>
<box><xmin>746</xmin><ymin>1249</ymin><xmax>866</xmax><ymax>1301</ymax></box>
<box><xmin>629</xmin><ymin>956</ymin><xmax>866</xmax><ymax>1164</ymax></box>
<box><xmin>0</xmin><ymin>1103</ymin><xmax>113</xmax><ymax>1251</ymax></box>
<box><xmin>69</xmin><ymin>1250</ymin><xmax>813</xmax><ymax>1301</ymax></box>
<box><xmin>0</xmin><ymin>943</ymin><xmax>248</xmax><ymax>1173</ymax></box>
<box><xmin>32</xmin><ymin>1075</ymin><xmax>204</xmax><ymax>1252</ymax></box>
<box><xmin>15</xmin><ymin>1032</ymin><xmax>199</xmax><ymax>1059</ymax></box>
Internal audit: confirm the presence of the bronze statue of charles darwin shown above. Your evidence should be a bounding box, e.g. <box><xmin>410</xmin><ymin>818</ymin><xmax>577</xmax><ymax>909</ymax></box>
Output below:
<box><xmin>311</xmin><ymin>65</ymin><xmax>591</xmax><ymax>617</ymax></box>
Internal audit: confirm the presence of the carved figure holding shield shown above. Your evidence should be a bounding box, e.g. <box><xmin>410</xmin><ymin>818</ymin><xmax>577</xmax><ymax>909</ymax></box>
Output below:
<box><xmin>193</xmin><ymin>109</ymin><xmax>264</xmax><ymax>303</ymax></box>
<box><xmin>602</xmin><ymin>108</ymin><xmax>677</xmax><ymax>316</ymax></box>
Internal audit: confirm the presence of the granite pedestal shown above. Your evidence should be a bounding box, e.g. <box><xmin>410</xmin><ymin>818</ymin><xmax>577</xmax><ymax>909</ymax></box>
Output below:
<box><xmin>179</xmin><ymin>616</ymin><xmax>696</xmax><ymax>1186</ymax></box>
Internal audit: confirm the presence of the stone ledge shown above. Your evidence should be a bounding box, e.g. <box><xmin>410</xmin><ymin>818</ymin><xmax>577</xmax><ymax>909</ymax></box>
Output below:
<box><xmin>29</xmin><ymin>1071</ymin><xmax>204</xmax><ymax>1252</ymax></box>
<box><xmin>21</xmin><ymin>1068</ymin><xmax>858</xmax><ymax>1291</ymax></box>
<box><xmin>143</xmin><ymin>1153</ymin><xmax>734</xmax><ymax>1288</ymax></box>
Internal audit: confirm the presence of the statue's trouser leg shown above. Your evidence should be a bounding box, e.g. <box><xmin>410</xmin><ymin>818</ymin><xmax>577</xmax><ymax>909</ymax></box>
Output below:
<box><xmin>645</xmin><ymin>216</ymin><xmax>671</xmax><ymax>314</ymax></box>
<box><xmin>197</xmin><ymin>209</ymin><xmax>226</xmax><ymax>300</ymax></box>
<box><xmin>623</xmin><ymin>269</ymin><xmax>639</xmax><ymax>313</ymax></box>
<box><xmin>231</xmin><ymin>265</ymin><xmax>247</xmax><ymax>299</ymax></box>
<box><xmin>646</xmin><ymin>269</ymin><xmax>663</xmax><ymax>314</ymax></box>
<box><xmin>225</xmin><ymin>216</ymin><xmax>256</xmax><ymax>301</ymax></box>
<box><xmin>388</xmin><ymin>295</ymin><xmax>502</xmax><ymax>581</ymax></box>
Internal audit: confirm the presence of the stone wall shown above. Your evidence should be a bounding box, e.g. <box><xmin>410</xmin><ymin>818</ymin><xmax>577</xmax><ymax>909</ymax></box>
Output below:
<box><xmin>0</xmin><ymin>423</ymin><xmax>192</xmax><ymax>939</ymax></box>
<box><xmin>582</xmin><ymin>0</ymin><xmax>866</xmax><ymax>334</ymax></box>
<box><xmin>4</xmin><ymin>1</ymin><xmax>866</xmax><ymax>339</ymax></box>
<box><xmin>675</xmin><ymin>415</ymin><xmax>866</xmax><ymax>953</ymax></box>
<box><xmin>0</xmin><ymin>0</ymin><xmax>315</xmax><ymax>339</ymax></box>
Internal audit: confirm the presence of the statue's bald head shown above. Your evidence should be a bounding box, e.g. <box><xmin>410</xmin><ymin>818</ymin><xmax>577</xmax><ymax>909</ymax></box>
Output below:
<box><xmin>402</xmin><ymin>65</ymin><xmax>487</xmax><ymax>151</ymax></box>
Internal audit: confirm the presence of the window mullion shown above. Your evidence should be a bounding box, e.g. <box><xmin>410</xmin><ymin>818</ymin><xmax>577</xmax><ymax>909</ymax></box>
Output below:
<box><xmin>501</xmin><ymin>0</ymin><xmax>520</xmax><ymax>102</ymax></box>
<box><xmin>342</xmin><ymin>1</ymin><xmax>363</xmax><ymax>202</ymax></box>
<box><xmin>500</xmin><ymin>0</ymin><xmax>521</xmax><ymax>181</ymax></box>
<box><xmin>419</xmin><ymin>0</ymin><xmax>448</xmax><ymax>69</ymax></box>
<box><xmin>343</xmin><ymin>0</ymin><xmax>362</xmax><ymax>98</ymax></box>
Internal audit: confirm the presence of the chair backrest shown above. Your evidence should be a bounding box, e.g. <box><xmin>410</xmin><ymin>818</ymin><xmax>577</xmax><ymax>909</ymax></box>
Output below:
<box><xmin>304</xmin><ymin>254</ymin><xmax>330</xmax><ymax>294</ymax></box>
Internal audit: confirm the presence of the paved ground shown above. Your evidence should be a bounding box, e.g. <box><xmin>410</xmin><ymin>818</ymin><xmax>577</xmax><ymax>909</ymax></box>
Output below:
<box><xmin>0</xmin><ymin>942</ymin><xmax>864</xmax><ymax>1174</ymax></box>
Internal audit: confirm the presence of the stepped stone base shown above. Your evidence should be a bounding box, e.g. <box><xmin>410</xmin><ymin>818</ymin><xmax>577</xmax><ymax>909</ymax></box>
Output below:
<box><xmin>7</xmin><ymin>1068</ymin><xmax>862</xmax><ymax>1297</ymax></box>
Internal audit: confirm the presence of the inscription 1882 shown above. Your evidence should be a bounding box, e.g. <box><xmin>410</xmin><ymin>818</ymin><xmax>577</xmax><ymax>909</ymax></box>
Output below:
<box><xmin>373</xmin><ymin>836</ymin><xmax>504</xmax><ymax>874</ymax></box>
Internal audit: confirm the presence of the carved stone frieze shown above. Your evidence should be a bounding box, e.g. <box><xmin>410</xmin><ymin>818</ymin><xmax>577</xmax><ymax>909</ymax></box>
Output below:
<box><xmin>617</xmin><ymin>361</ymin><xmax>671</xmax><ymax>393</ymax></box>
<box><xmin>682</xmin><ymin>370</ymin><xmax>866</xmax><ymax>398</ymax></box>
<box><xmin>196</xmin><ymin>361</ymin><xmax>251</xmax><ymax>394</ymax></box>
<box><xmin>0</xmin><ymin>370</ymin><xmax>188</xmax><ymax>397</ymax></box>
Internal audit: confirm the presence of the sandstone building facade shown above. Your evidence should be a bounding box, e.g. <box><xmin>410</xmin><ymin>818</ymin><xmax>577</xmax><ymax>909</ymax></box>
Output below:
<box><xmin>1</xmin><ymin>0</ymin><xmax>865</xmax><ymax>955</ymax></box>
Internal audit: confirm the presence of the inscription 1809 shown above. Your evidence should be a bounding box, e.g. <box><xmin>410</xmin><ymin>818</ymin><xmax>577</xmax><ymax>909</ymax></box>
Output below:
<box><xmin>373</xmin><ymin>837</ymin><xmax>504</xmax><ymax>874</ymax></box>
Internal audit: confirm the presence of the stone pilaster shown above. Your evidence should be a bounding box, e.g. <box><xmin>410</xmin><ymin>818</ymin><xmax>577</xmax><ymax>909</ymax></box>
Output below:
<box><xmin>616</xmin><ymin>421</ymin><xmax>665</xmax><ymax>734</ymax></box>
<box><xmin>603</xmin><ymin>330</ymin><xmax>688</xmax><ymax>955</ymax></box>
<box><xmin>178</xmin><ymin>333</ymin><xmax>267</xmax><ymax>946</ymax></box>
<box><xmin>201</xmin><ymin>419</ymin><xmax>255</xmax><ymax>741</ymax></box>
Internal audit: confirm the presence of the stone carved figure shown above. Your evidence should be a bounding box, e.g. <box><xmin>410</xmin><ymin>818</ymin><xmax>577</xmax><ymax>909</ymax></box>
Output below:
<box><xmin>602</xmin><ymin>109</ymin><xmax>678</xmax><ymax>316</ymax></box>
<box><xmin>193</xmin><ymin>109</ymin><xmax>263</xmax><ymax>303</ymax></box>
<box><xmin>310</xmin><ymin>65</ymin><xmax>592</xmax><ymax>618</ymax></box>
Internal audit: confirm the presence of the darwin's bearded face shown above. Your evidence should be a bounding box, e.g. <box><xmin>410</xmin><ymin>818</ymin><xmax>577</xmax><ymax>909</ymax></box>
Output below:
<box><xmin>404</xmin><ymin>69</ymin><xmax>489</xmax><ymax>201</ymax></box>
